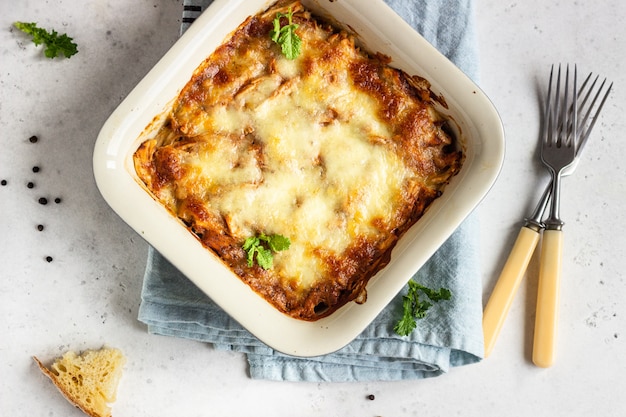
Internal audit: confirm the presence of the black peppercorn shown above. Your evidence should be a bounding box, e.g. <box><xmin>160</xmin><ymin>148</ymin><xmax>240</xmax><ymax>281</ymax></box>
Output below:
<box><xmin>1</xmin><ymin>179</ymin><xmax>7</xmax><ymax>186</ymax></box>
<box><xmin>37</xmin><ymin>224</ymin><xmax>45</xmax><ymax>231</ymax></box>
<box><xmin>38</xmin><ymin>197</ymin><xmax>48</xmax><ymax>205</ymax></box>
<box><xmin>45</xmin><ymin>256</ymin><xmax>53</xmax><ymax>262</ymax></box>
<box><xmin>367</xmin><ymin>394</ymin><xmax>375</xmax><ymax>401</ymax></box>
<box><xmin>27</xmin><ymin>182</ymin><xmax>35</xmax><ymax>189</ymax></box>
<box><xmin>32</xmin><ymin>166</ymin><xmax>40</xmax><ymax>173</ymax></box>
<box><xmin>54</xmin><ymin>197</ymin><xmax>62</xmax><ymax>204</ymax></box>
<box><xmin>29</xmin><ymin>135</ymin><xmax>39</xmax><ymax>143</ymax></box>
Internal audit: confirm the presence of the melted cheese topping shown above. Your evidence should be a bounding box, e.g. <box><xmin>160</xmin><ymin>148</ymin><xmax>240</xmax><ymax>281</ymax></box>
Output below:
<box><xmin>179</xmin><ymin>69</ymin><xmax>407</xmax><ymax>289</ymax></box>
<box><xmin>133</xmin><ymin>0</ymin><xmax>463</xmax><ymax>320</ymax></box>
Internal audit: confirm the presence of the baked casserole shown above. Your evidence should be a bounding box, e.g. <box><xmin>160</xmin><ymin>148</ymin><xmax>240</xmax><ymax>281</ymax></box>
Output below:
<box><xmin>133</xmin><ymin>0</ymin><xmax>463</xmax><ymax>321</ymax></box>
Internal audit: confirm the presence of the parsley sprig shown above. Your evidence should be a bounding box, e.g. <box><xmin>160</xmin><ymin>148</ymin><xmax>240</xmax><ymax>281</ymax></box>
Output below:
<box><xmin>243</xmin><ymin>233</ymin><xmax>291</xmax><ymax>270</ymax></box>
<box><xmin>394</xmin><ymin>279</ymin><xmax>451</xmax><ymax>336</ymax></box>
<box><xmin>269</xmin><ymin>8</ymin><xmax>302</xmax><ymax>60</ymax></box>
<box><xmin>14</xmin><ymin>22</ymin><xmax>78</xmax><ymax>59</ymax></box>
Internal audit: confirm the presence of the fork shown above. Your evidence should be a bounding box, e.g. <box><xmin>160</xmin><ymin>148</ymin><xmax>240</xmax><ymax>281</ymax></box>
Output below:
<box><xmin>482</xmin><ymin>66</ymin><xmax>612</xmax><ymax>359</ymax></box>
<box><xmin>533</xmin><ymin>64</ymin><xmax>611</xmax><ymax>367</ymax></box>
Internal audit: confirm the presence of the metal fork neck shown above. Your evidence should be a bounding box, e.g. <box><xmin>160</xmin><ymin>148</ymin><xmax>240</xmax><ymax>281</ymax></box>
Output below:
<box><xmin>524</xmin><ymin>180</ymin><xmax>551</xmax><ymax>231</ymax></box>
<box><xmin>544</xmin><ymin>171</ymin><xmax>565</xmax><ymax>230</ymax></box>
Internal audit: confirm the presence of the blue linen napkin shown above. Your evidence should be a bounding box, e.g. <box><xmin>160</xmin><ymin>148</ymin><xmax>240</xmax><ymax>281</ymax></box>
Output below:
<box><xmin>138</xmin><ymin>0</ymin><xmax>484</xmax><ymax>382</ymax></box>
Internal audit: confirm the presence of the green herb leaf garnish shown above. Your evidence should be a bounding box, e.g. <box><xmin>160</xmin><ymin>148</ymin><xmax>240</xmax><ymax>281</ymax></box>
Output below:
<box><xmin>394</xmin><ymin>279</ymin><xmax>451</xmax><ymax>336</ymax></box>
<box><xmin>14</xmin><ymin>22</ymin><xmax>78</xmax><ymax>59</ymax></box>
<box><xmin>243</xmin><ymin>233</ymin><xmax>291</xmax><ymax>270</ymax></box>
<box><xmin>269</xmin><ymin>8</ymin><xmax>301</xmax><ymax>60</ymax></box>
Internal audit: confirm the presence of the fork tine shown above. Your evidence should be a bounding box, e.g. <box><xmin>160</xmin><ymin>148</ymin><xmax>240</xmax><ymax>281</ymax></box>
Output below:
<box><xmin>545</xmin><ymin>65</ymin><xmax>555</xmax><ymax>146</ymax></box>
<box><xmin>578</xmin><ymin>79</ymin><xmax>613</xmax><ymax>151</ymax></box>
<box><xmin>554</xmin><ymin>64</ymin><xmax>563</xmax><ymax>146</ymax></box>
<box><xmin>572</xmin><ymin>65</ymin><xmax>578</xmax><ymax>146</ymax></box>
<box><xmin>554</xmin><ymin>70</ymin><xmax>612</xmax><ymax>157</ymax></box>
<box><xmin>553</xmin><ymin>69</ymin><xmax>591</xmax><ymax>150</ymax></box>
<box><xmin>565</xmin><ymin>64</ymin><xmax>578</xmax><ymax>147</ymax></box>
<box><xmin>577</xmin><ymin>72</ymin><xmax>594</xmax><ymax>100</ymax></box>
<box><xmin>550</xmin><ymin>64</ymin><xmax>578</xmax><ymax>149</ymax></box>
<box><xmin>576</xmin><ymin>73</ymin><xmax>598</xmax><ymax>121</ymax></box>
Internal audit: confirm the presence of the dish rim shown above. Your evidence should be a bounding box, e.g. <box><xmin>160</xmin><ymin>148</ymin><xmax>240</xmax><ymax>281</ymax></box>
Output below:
<box><xmin>93</xmin><ymin>0</ymin><xmax>505</xmax><ymax>357</ymax></box>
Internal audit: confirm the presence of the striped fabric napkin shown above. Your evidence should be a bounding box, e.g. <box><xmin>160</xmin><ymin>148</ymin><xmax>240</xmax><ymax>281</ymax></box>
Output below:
<box><xmin>138</xmin><ymin>0</ymin><xmax>484</xmax><ymax>382</ymax></box>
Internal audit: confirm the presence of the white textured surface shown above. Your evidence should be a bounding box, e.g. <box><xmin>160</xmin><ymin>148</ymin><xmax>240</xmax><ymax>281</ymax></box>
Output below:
<box><xmin>1</xmin><ymin>1</ymin><xmax>625</xmax><ymax>416</ymax></box>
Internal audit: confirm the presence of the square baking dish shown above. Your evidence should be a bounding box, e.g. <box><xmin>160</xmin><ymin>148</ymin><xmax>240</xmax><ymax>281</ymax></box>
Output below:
<box><xmin>94</xmin><ymin>0</ymin><xmax>504</xmax><ymax>357</ymax></box>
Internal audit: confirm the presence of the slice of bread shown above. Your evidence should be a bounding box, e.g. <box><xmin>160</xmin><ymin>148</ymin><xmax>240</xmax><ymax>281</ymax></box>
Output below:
<box><xmin>34</xmin><ymin>347</ymin><xmax>126</xmax><ymax>417</ymax></box>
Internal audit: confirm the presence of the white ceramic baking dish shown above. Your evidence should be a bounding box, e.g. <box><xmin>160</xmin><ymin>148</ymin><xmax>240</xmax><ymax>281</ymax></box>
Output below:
<box><xmin>94</xmin><ymin>0</ymin><xmax>504</xmax><ymax>357</ymax></box>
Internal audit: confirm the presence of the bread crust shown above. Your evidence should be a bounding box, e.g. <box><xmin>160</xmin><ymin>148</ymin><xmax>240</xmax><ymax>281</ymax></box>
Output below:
<box><xmin>34</xmin><ymin>347</ymin><xmax>125</xmax><ymax>417</ymax></box>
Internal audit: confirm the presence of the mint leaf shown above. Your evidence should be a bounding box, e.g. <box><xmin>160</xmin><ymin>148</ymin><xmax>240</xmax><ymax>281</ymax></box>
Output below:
<box><xmin>278</xmin><ymin>27</ymin><xmax>301</xmax><ymax>60</ymax></box>
<box><xmin>270</xmin><ymin>14</ymin><xmax>282</xmax><ymax>43</ymax></box>
<box><xmin>269</xmin><ymin>8</ymin><xmax>302</xmax><ymax>60</ymax></box>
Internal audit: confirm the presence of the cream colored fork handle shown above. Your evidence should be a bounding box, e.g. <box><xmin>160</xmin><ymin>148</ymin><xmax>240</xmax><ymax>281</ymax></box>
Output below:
<box><xmin>483</xmin><ymin>226</ymin><xmax>541</xmax><ymax>357</ymax></box>
<box><xmin>532</xmin><ymin>229</ymin><xmax>563</xmax><ymax>368</ymax></box>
